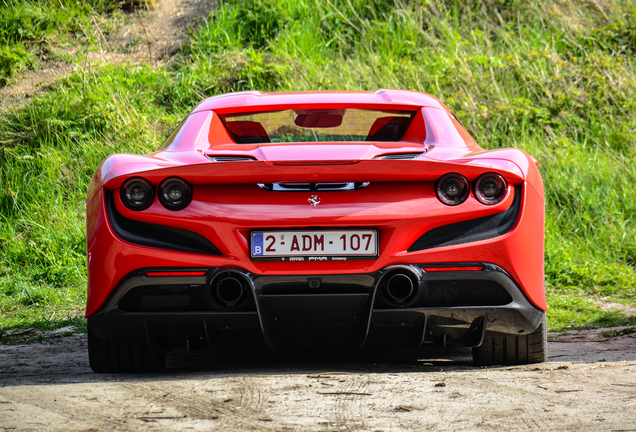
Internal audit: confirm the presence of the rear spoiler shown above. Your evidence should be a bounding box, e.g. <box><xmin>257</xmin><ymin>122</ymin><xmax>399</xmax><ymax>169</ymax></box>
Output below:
<box><xmin>100</xmin><ymin>157</ymin><xmax>525</xmax><ymax>190</ymax></box>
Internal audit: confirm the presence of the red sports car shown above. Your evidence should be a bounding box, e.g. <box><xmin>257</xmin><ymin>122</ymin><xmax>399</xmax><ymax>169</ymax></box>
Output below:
<box><xmin>86</xmin><ymin>90</ymin><xmax>546</xmax><ymax>372</ymax></box>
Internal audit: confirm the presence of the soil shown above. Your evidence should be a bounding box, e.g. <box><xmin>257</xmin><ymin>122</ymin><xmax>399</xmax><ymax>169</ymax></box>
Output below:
<box><xmin>1</xmin><ymin>329</ymin><xmax>636</xmax><ymax>431</ymax></box>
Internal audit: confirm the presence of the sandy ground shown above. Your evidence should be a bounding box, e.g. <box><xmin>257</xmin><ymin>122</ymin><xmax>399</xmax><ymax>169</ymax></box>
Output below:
<box><xmin>1</xmin><ymin>329</ymin><xmax>636</xmax><ymax>431</ymax></box>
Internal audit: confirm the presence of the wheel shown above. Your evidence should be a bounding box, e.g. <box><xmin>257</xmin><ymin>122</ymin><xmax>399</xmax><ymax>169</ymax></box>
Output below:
<box><xmin>88</xmin><ymin>327</ymin><xmax>165</xmax><ymax>373</ymax></box>
<box><xmin>472</xmin><ymin>314</ymin><xmax>547</xmax><ymax>366</ymax></box>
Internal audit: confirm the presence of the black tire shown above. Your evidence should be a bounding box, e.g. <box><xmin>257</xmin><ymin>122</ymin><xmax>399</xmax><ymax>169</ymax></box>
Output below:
<box><xmin>472</xmin><ymin>314</ymin><xmax>547</xmax><ymax>366</ymax></box>
<box><xmin>88</xmin><ymin>327</ymin><xmax>165</xmax><ymax>373</ymax></box>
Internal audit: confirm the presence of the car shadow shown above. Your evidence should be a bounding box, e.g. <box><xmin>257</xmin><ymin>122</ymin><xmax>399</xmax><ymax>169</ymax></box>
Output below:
<box><xmin>0</xmin><ymin>334</ymin><xmax>480</xmax><ymax>387</ymax></box>
<box><xmin>2</xmin><ymin>332</ymin><xmax>636</xmax><ymax>387</ymax></box>
<box><xmin>162</xmin><ymin>343</ymin><xmax>476</xmax><ymax>375</ymax></box>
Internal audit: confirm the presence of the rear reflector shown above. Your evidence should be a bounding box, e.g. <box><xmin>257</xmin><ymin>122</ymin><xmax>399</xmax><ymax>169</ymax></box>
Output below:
<box><xmin>146</xmin><ymin>271</ymin><xmax>207</xmax><ymax>277</ymax></box>
<box><xmin>422</xmin><ymin>266</ymin><xmax>484</xmax><ymax>272</ymax></box>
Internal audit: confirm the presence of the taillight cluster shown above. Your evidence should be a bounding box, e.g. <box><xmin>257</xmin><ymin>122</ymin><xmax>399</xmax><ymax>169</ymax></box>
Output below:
<box><xmin>120</xmin><ymin>177</ymin><xmax>192</xmax><ymax>211</ymax></box>
<box><xmin>435</xmin><ymin>173</ymin><xmax>507</xmax><ymax>206</ymax></box>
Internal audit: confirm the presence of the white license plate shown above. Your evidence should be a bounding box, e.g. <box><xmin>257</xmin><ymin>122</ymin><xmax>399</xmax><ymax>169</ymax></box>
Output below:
<box><xmin>251</xmin><ymin>230</ymin><xmax>378</xmax><ymax>260</ymax></box>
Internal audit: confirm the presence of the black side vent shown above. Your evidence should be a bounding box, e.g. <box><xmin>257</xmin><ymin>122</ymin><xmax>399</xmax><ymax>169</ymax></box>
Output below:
<box><xmin>107</xmin><ymin>194</ymin><xmax>221</xmax><ymax>255</ymax></box>
<box><xmin>408</xmin><ymin>187</ymin><xmax>522</xmax><ymax>252</ymax></box>
<box><xmin>374</xmin><ymin>152</ymin><xmax>424</xmax><ymax>160</ymax></box>
<box><xmin>206</xmin><ymin>155</ymin><xmax>258</xmax><ymax>162</ymax></box>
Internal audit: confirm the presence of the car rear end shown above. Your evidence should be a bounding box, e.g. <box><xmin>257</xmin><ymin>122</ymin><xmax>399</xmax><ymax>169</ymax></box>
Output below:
<box><xmin>86</xmin><ymin>93</ymin><xmax>546</xmax><ymax>371</ymax></box>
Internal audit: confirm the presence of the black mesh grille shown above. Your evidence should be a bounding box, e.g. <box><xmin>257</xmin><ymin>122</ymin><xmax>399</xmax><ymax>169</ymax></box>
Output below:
<box><xmin>422</xmin><ymin>279</ymin><xmax>512</xmax><ymax>307</ymax></box>
<box><xmin>107</xmin><ymin>193</ymin><xmax>221</xmax><ymax>255</ymax></box>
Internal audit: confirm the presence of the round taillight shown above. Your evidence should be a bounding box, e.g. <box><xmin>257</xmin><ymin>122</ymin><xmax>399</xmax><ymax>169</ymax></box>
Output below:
<box><xmin>121</xmin><ymin>178</ymin><xmax>154</xmax><ymax>211</ymax></box>
<box><xmin>159</xmin><ymin>177</ymin><xmax>192</xmax><ymax>210</ymax></box>
<box><xmin>436</xmin><ymin>174</ymin><xmax>469</xmax><ymax>206</ymax></box>
<box><xmin>474</xmin><ymin>173</ymin><xmax>507</xmax><ymax>205</ymax></box>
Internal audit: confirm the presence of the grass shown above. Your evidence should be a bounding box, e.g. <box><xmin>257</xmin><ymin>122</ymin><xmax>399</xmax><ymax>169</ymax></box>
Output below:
<box><xmin>1</xmin><ymin>0</ymin><xmax>636</xmax><ymax>339</ymax></box>
<box><xmin>0</xmin><ymin>64</ymin><xmax>171</xmax><ymax>338</ymax></box>
<box><xmin>547</xmin><ymin>287</ymin><xmax>636</xmax><ymax>332</ymax></box>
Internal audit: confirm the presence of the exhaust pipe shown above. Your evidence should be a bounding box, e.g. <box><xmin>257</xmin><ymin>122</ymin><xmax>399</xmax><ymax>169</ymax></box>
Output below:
<box><xmin>213</xmin><ymin>272</ymin><xmax>248</xmax><ymax>308</ymax></box>
<box><xmin>386</xmin><ymin>273</ymin><xmax>414</xmax><ymax>304</ymax></box>
<box><xmin>379</xmin><ymin>269</ymin><xmax>419</xmax><ymax>307</ymax></box>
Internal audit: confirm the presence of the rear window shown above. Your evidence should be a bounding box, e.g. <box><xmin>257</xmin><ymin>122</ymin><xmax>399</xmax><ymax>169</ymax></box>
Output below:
<box><xmin>219</xmin><ymin>109</ymin><xmax>417</xmax><ymax>144</ymax></box>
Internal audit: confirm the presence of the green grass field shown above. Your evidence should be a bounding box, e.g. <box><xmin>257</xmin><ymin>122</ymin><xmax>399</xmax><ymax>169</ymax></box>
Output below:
<box><xmin>1</xmin><ymin>0</ymin><xmax>635</xmax><ymax>341</ymax></box>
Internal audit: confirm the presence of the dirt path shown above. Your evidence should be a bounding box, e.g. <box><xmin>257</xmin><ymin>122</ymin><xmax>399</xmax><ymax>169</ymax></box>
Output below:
<box><xmin>0</xmin><ymin>0</ymin><xmax>216</xmax><ymax>113</ymax></box>
<box><xmin>1</xmin><ymin>330</ymin><xmax>636</xmax><ymax>431</ymax></box>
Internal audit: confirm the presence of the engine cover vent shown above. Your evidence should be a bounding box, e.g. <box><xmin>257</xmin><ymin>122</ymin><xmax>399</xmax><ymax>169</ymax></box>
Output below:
<box><xmin>207</xmin><ymin>155</ymin><xmax>258</xmax><ymax>162</ymax></box>
<box><xmin>374</xmin><ymin>152</ymin><xmax>424</xmax><ymax>160</ymax></box>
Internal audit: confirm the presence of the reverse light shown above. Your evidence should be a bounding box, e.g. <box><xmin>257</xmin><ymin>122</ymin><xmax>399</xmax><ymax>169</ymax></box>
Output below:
<box><xmin>121</xmin><ymin>178</ymin><xmax>154</xmax><ymax>211</ymax></box>
<box><xmin>435</xmin><ymin>173</ymin><xmax>469</xmax><ymax>206</ymax></box>
<box><xmin>474</xmin><ymin>173</ymin><xmax>507</xmax><ymax>205</ymax></box>
<box><xmin>159</xmin><ymin>177</ymin><xmax>192</xmax><ymax>210</ymax></box>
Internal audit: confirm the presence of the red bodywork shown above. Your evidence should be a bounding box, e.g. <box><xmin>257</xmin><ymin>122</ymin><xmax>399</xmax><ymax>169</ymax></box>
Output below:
<box><xmin>86</xmin><ymin>90</ymin><xmax>545</xmax><ymax>330</ymax></box>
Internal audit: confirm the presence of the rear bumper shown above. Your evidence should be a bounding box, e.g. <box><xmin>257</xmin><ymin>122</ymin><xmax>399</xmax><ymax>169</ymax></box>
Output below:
<box><xmin>88</xmin><ymin>263</ymin><xmax>545</xmax><ymax>352</ymax></box>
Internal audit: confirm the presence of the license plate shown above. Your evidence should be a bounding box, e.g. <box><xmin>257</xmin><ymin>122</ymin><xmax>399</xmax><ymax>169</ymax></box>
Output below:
<box><xmin>250</xmin><ymin>230</ymin><xmax>378</xmax><ymax>261</ymax></box>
